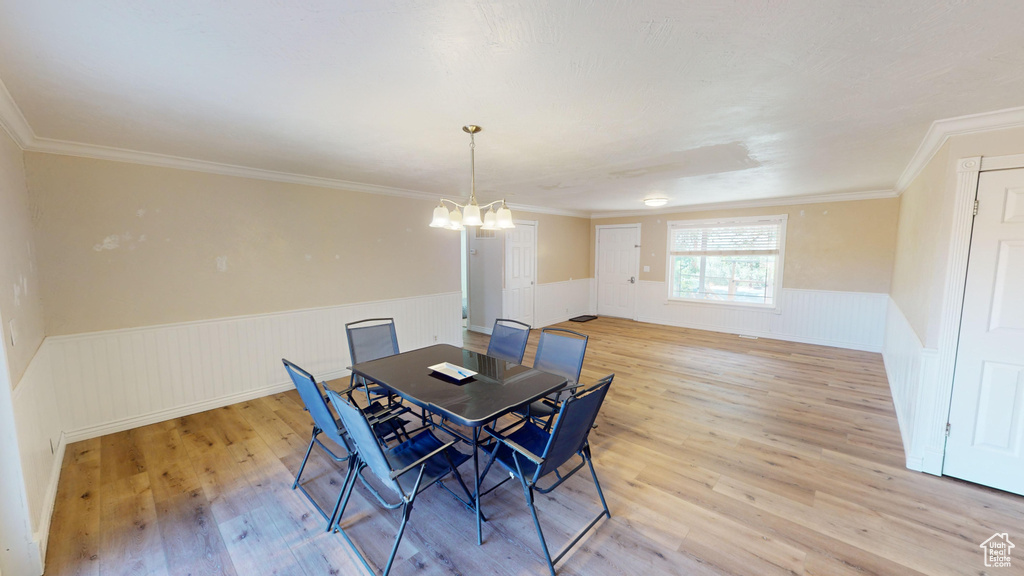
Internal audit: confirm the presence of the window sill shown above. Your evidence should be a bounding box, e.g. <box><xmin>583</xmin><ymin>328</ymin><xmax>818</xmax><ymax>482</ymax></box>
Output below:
<box><xmin>666</xmin><ymin>297</ymin><xmax>780</xmax><ymax>313</ymax></box>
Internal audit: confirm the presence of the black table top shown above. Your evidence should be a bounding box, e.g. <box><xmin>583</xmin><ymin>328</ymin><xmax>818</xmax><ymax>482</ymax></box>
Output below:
<box><xmin>349</xmin><ymin>344</ymin><xmax>567</xmax><ymax>427</ymax></box>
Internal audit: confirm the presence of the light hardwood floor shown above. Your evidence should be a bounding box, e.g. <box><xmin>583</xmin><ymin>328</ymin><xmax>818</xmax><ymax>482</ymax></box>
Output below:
<box><xmin>43</xmin><ymin>317</ymin><xmax>1024</xmax><ymax>575</ymax></box>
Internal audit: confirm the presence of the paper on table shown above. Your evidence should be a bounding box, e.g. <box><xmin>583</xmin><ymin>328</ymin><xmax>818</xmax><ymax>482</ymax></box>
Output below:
<box><xmin>428</xmin><ymin>362</ymin><xmax>477</xmax><ymax>381</ymax></box>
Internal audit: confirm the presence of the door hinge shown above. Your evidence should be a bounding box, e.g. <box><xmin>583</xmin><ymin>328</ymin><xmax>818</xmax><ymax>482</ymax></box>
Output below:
<box><xmin>973</xmin><ymin>200</ymin><xmax>979</xmax><ymax>217</ymax></box>
<box><xmin>945</xmin><ymin>422</ymin><xmax>951</xmax><ymax>437</ymax></box>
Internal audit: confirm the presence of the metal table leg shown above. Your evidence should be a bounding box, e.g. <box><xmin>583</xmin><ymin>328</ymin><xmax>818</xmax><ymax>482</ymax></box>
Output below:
<box><xmin>473</xmin><ymin>426</ymin><xmax>482</xmax><ymax>545</ymax></box>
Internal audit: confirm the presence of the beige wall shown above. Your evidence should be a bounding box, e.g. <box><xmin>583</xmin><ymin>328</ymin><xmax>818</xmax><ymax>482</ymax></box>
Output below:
<box><xmin>590</xmin><ymin>197</ymin><xmax>900</xmax><ymax>293</ymax></box>
<box><xmin>891</xmin><ymin>126</ymin><xmax>1024</xmax><ymax>348</ymax></box>
<box><xmin>25</xmin><ymin>153</ymin><xmax>461</xmax><ymax>335</ymax></box>
<box><xmin>890</xmin><ymin>142</ymin><xmax>951</xmax><ymax>348</ymax></box>
<box><xmin>515</xmin><ymin>210</ymin><xmax>592</xmax><ymax>284</ymax></box>
<box><xmin>0</xmin><ymin>131</ymin><xmax>45</xmax><ymax>388</ymax></box>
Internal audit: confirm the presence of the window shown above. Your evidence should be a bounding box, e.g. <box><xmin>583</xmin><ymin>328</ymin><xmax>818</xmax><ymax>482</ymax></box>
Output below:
<box><xmin>667</xmin><ymin>215</ymin><xmax>786</xmax><ymax>307</ymax></box>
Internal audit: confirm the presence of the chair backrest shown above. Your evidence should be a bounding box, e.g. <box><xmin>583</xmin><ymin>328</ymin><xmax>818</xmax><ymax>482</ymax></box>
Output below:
<box><xmin>533</xmin><ymin>328</ymin><xmax>588</xmax><ymax>384</ymax></box>
<box><xmin>346</xmin><ymin>318</ymin><xmax>400</xmax><ymax>365</ymax></box>
<box><xmin>282</xmin><ymin>359</ymin><xmax>348</xmax><ymax>449</ymax></box>
<box><xmin>535</xmin><ymin>374</ymin><xmax>613</xmax><ymax>480</ymax></box>
<box><xmin>487</xmin><ymin>318</ymin><xmax>531</xmax><ymax>364</ymax></box>
<box><xmin>325</xmin><ymin>388</ymin><xmax>403</xmax><ymax>497</ymax></box>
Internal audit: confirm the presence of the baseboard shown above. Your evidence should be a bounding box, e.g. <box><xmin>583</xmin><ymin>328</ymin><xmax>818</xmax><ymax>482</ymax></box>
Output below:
<box><xmin>62</xmin><ymin>372</ymin><xmax>343</xmax><ymax>443</ymax></box>
<box><xmin>534</xmin><ymin>313</ymin><xmax>576</xmax><ymax>328</ymax></box>
<box><xmin>889</xmin><ymin>390</ymin><xmax>918</xmax><ymax>471</ymax></box>
<box><xmin>34</xmin><ymin>431</ymin><xmax>66</xmax><ymax>563</ymax></box>
<box><xmin>468</xmin><ymin>324</ymin><xmax>493</xmax><ymax>335</ymax></box>
<box><xmin>635</xmin><ymin>315</ymin><xmax>883</xmax><ymax>352</ymax></box>
<box><xmin>905</xmin><ymin>454</ymin><xmax>926</xmax><ymax>471</ymax></box>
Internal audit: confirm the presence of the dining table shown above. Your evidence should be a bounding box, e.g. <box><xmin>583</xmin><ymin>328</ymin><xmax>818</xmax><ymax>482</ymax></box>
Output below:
<box><xmin>348</xmin><ymin>343</ymin><xmax>567</xmax><ymax>545</ymax></box>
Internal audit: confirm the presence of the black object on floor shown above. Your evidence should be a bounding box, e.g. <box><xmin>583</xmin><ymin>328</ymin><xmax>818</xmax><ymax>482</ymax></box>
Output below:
<box><xmin>569</xmin><ymin>315</ymin><xmax>598</xmax><ymax>323</ymax></box>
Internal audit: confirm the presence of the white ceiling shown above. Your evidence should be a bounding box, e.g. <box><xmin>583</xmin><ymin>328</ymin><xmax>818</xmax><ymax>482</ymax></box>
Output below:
<box><xmin>2</xmin><ymin>1</ymin><xmax>1024</xmax><ymax>214</ymax></box>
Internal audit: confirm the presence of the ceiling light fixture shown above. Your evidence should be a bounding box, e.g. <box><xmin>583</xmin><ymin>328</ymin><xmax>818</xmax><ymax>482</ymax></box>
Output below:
<box><xmin>430</xmin><ymin>125</ymin><xmax>514</xmax><ymax>231</ymax></box>
<box><xmin>644</xmin><ymin>197</ymin><xmax>669</xmax><ymax>207</ymax></box>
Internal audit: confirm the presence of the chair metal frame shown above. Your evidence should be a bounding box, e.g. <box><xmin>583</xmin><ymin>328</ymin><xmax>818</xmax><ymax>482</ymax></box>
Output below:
<box><xmin>481</xmin><ymin>374</ymin><xmax>613</xmax><ymax>576</ymax></box>
<box><xmin>509</xmin><ymin>327</ymin><xmax>589</xmax><ymax>431</ymax></box>
<box><xmin>283</xmin><ymin>359</ymin><xmax>410</xmax><ymax>531</ymax></box>
<box><xmin>486</xmin><ymin>318</ymin><xmax>532</xmax><ymax>364</ymax></box>
<box><xmin>345</xmin><ymin>318</ymin><xmax>401</xmax><ymax>403</ymax></box>
<box><xmin>327</xmin><ymin>389</ymin><xmax>475</xmax><ymax>576</ymax></box>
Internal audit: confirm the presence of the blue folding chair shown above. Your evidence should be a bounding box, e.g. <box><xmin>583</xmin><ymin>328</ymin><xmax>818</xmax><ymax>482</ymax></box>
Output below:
<box><xmin>513</xmin><ymin>328</ymin><xmax>589</xmax><ymax>429</ymax></box>
<box><xmin>346</xmin><ymin>318</ymin><xmax>402</xmax><ymax>402</ymax></box>
<box><xmin>327</xmin><ymin>389</ymin><xmax>474</xmax><ymax>576</ymax></box>
<box><xmin>481</xmin><ymin>374</ymin><xmax>614</xmax><ymax>576</ymax></box>
<box><xmin>282</xmin><ymin>359</ymin><xmax>358</xmax><ymax>530</ymax></box>
<box><xmin>487</xmin><ymin>318</ymin><xmax>531</xmax><ymax>364</ymax></box>
<box><xmin>283</xmin><ymin>359</ymin><xmax>410</xmax><ymax>530</ymax></box>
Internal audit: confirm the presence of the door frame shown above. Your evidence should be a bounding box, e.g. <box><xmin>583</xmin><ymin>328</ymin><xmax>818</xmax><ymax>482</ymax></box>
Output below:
<box><xmin>594</xmin><ymin>223</ymin><xmax>641</xmax><ymax>321</ymax></box>
<box><xmin>504</xmin><ymin>220</ymin><xmax>538</xmax><ymax>326</ymax></box>
<box><xmin>920</xmin><ymin>153</ymin><xmax>1024</xmax><ymax>476</ymax></box>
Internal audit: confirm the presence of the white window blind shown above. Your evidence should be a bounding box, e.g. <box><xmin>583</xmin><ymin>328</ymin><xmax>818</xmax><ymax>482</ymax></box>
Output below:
<box><xmin>666</xmin><ymin>216</ymin><xmax>786</xmax><ymax>307</ymax></box>
<box><xmin>670</xmin><ymin>223</ymin><xmax>781</xmax><ymax>256</ymax></box>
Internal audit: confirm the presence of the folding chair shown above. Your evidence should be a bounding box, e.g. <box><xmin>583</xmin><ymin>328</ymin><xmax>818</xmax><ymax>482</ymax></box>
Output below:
<box><xmin>487</xmin><ymin>318</ymin><xmax>531</xmax><ymax>364</ymax></box>
<box><xmin>481</xmin><ymin>374</ymin><xmax>613</xmax><ymax>576</ymax></box>
<box><xmin>513</xmin><ymin>327</ymin><xmax>588</xmax><ymax>429</ymax></box>
<box><xmin>347</xmin><ymin>318</ymin><xmax>407</xmax><ymax>400</ymax></box>
<box><xmin>283</xmin><ymin>359</ymin><xmax>410</xmax><ymax>530</ymax></box>
<box><xmin>327</xmin><ymin>389</ymin><xmax>474</xmax><ymax>576</ymax></box>
<box><xmin>345</xmin><ymin>318</ymin><xmax>417</xmax><ymax>434</ymax></box>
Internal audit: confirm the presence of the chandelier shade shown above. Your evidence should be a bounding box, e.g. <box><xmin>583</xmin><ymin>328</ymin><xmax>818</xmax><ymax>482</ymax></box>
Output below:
<box><xmin>429</xmin><ymin>125</ymin><xmax>514</xmax><ymax>231</ymax></box>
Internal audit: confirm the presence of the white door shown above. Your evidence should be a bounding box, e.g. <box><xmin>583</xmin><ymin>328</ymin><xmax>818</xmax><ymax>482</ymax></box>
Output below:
<box><xmin>597</xmin><ymin>225</ymin><xmax>639</xmax><ymax>319</ymax></box>
<box><xmin>944</xmin><ymin>168</ymin><xmax>1024</xmax><ymax>495</ymax></box>
<box><xmin>504</xmin><ymin>222</ymin><xmax>536</xmax><ymax>326</ymax></box>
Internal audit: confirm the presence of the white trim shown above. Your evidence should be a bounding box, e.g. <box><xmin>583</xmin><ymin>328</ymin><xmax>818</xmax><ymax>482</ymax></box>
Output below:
<box><xmin>43</xmin><ymin>291</ymin><xmax>462</xmax><ymax>440</ymax></box>
<box><xmin>921</xmin><ymin>157</ymin><xmax>981</xmax><ymax>475</ymax></box>
<box><xmin>980</xmin><ymin>153</ymin><xmax>1024</xmax><ymax>172</ymax></box>
<box><xmin>533</xmin><ymin>278</ymin><xmax>593</xmax><ymax>328</ymax></box>
<box><xmin>594</xmin><ymin>223</ymin><xmax>642</xmax><ymax>321</ymax></box>
<box><xmin>468</xmin><ymin>324</ymin><xmax>493</xmax><ymax>335</ymax></box>
<box><xmin>0</xmin><ymin>76</ymin><xmax>33</xmax><ymax>148</ymax></box>
<box><xmin>634</xmin><ymin>284</ymin><xmax>887</xmax><ymax>352</ymax></box>
<box><xmin>665</xmin><ymin>214</ymin><xmax>787</xmax><ymax>312</ymax></box>
<box><xmin>46</xmin><ymin>290</ymin><xmax>460</xmax><ymax>341</ymax></box>
<box><xmin>506</xmin><ymin>203</ymin><xmax>590</xmax><ymax>218</ymax></box>
<box><xmin>33</xmin><ymin>431</ymin><xmax>65</xmax><ymax>559</ymax></box>
<box><xmin>63</xmin><ymin>379</ymin><xmax>310</xmax><ymax>443</ymax></box>
<box><xmin>591</xmin><ymin>189</ymin><xmax>897</xmax><ymax>219</ymax></box>
<box><xmin>896</xmin><ymin>106</ymin><xmax>1024</xmax><ymax>193</ymax></box>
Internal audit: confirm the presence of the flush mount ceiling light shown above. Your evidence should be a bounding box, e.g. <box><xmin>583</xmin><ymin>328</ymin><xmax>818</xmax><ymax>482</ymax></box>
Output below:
<box><xmin>644</xmin><ymin>197</ymin><xmax>669</xmax><ymax>207</ymax></box>
<box><xmin>430</xmin><ymin>125</ymin><xmax>514</xmax><ymax>231</ymax></box>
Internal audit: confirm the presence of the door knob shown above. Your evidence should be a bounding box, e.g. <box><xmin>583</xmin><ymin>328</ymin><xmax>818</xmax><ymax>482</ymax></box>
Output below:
<box><xmin>629</xmin><ymin>276</ymin><xmax>636</xmax><ymax>284</ymax></box>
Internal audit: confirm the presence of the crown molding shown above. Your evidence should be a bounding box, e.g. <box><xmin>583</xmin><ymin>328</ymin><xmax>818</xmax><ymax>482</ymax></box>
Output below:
<box><xmin>0</xmin><ymin>77</ymin><xmax>34</xmax><ymax>148</ymax></box>
<box><xmin>506</xmin><ymin>202</ymin><xmax>590</xmax><ymax>218</ymax></box>
<box><xmin>24</xmin><ymin>136</ymin><xmax>444</xmax><ymax>201</ymax></box>
<box><xmin>895</xmin><ymin>105</ymin><xmax>1024</xmax><ymax>193</ymax></box>
<box><xmin>590</xmin><ymin>188</ymin><xmax>898</xmax><ymax>219</ymax></box>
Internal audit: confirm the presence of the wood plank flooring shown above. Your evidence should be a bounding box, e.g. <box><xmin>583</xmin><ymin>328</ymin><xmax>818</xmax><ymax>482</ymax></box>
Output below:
<box><xmin>44</xmin><ymin>318</ymin><xmax>1024</xmax><ymax>575</ymax></box>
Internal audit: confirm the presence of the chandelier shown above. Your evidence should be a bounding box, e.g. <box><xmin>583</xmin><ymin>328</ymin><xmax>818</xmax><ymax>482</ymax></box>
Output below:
<box><xmin>429</xmin><ymin>125</ymin><xmax>514</xmax><ymax>231</ymax></box>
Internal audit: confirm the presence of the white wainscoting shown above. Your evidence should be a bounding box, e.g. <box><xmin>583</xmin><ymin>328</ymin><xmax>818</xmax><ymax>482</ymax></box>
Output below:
<box><xmin>533</xmin><ymin>278</ymin><xmax>594</xmax><ymax>328</ymax></box>
<box><xmin>882</xmin><ymin>298</ymin><xmax>941</xmax><ymax>473</ymax></box>
<box><xmin>635</xmin><ymin>282</ymin><xmax>888</xmax><ymax>352</ymax></box>
<box><xmin>12</xmin><ymin>343</ymin><xmax>66</xmax><ymax>566</ymax></box>
<box><xmin>47</xmin><ymin>291</ymin><xmax>463</xmax><ymax>442</ymax></box>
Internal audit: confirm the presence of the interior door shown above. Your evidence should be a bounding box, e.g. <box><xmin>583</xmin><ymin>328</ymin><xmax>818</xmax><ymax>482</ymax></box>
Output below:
<box><xmin>504</xmin><ymin>222</ymin><xmax>536</xmax><ymax>327</ymax></box>
<box><xmin>944</xmin><ymin>167</ymin><xmax>1024</xmax><ymax>495</ymax></box>
<box><xmin>597</xmin><ymin>225</ymin><xmax>639</xmax><ymax>319</ymax></box>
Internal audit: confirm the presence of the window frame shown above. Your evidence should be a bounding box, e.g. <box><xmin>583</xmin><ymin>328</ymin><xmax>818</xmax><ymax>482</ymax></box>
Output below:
<box><xmin>664</xmin><ymin>214</ymin><xmax>788</xmax><ymax>311</ymax></box>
